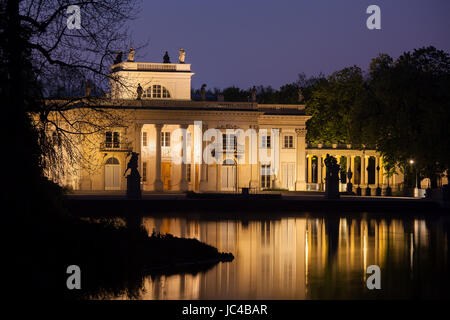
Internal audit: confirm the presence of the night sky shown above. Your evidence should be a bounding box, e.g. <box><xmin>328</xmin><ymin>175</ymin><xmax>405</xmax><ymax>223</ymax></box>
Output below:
<box><xmin>130</xmin><ymin>0</ymin><xmax>450</xmax><ymax>89</ymax></box>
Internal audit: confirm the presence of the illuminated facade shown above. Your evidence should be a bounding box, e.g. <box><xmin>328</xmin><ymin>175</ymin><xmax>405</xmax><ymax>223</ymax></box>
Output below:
<box><xmin>59</xmin><ymin>57</ymin><xmax>410</xmax><ymax>193</ymax></box>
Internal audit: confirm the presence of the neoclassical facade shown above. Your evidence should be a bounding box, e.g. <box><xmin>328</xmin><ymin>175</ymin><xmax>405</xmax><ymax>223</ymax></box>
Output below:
<box><xmin>56</xmin><ymin>57</ymin><xmax>406</xmax><ymax>193</ymax></box>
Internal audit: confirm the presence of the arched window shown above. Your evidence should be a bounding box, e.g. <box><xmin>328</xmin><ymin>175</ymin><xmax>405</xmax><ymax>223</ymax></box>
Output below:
<box><xmin>105</xmin><ymin>157</ymin><xmax>119</xmax><ymax>165</ymax></box>
<box><xmin>142</xmin><ymin>87</ymin><xmax>152</xmax><ymax>98</ymax></box>
<box><xmin>142</xmin><ymin>85</ymin><xmax>171</xmax><ymax>99</ymax></box>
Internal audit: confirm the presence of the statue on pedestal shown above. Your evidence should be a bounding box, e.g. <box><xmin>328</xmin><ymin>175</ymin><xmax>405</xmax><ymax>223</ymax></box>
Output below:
<box><xmin>201</xmin><ymin>84</ymin><xmax>207</xmax><ymax>101</ymax></box>
<box><xmin>163</xmin><ymin>51</ymin><xmax>171</xmax><ymax>63</ymax></box>
<box><xmin>298</xmin><ymin>88</ymin><xmax>304</xmax><ymax>103</ymax></box>
<box><xmin>251</xmin><ymin>86</ymin><xmax>257</xmax><ymax>102</ymax></box>
<box><xmin>136</xmin><ymin>83</ymin><xmax>143</xmax><ymax>100</ymax></box>
<box><xmin>127</xmin><ymin>46</ymin><xmax>135</xmax><ymax>62</ymax></box>
<box><xmin>178</xmin><ymin>48</ymin><xmax>186</xmax><ymax>63</ymax></box>
<box><xmin>124</xmin><ymin>152</ymin><xmax>141</xmax><ymax>199</ymax></box>
<box><xmin>324</xmin><ymin>154</ymin><xmax>340</xmax><ymax>199</ymax></box>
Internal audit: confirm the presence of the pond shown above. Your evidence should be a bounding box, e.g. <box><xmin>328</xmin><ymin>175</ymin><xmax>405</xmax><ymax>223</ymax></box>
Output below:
<box><xmin>104</xmin><ymin>213</ymin><xmax>449</xmax><ymax>300</ymax></box>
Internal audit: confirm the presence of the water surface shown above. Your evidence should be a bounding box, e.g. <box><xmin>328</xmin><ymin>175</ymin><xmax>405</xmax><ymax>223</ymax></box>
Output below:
<box><xmin>108</xmin><ymin>213</ymin><xmax>449</xmax><ymax>299</ymax></box>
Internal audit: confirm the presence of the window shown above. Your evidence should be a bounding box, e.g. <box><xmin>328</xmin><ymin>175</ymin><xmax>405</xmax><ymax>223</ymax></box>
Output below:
<box><xmin>261</xmin><ymin>135</ymin><xmax>271</xmax><ymax>148</ymax></box>
<box><xmin>105</xmin><ymin>131</ymin><xmax>120</xmax><ymax>148</ymax></box>
<box><xmin>152</xmin><ymin>85</ymin><xmax>162</xmax><ymax>98</ymax></box>
<box><xmin>284</xmin><ymin>135</ymin><xmax>294</xmax><ymax>148</ymax></box>
<box><xmin>105</xmin><ymin>157</ymin><xmax>119</xmax><ymax>165</ymax></box>
<box><xmin>142</xmin><ymin>87</ymin><xmax>152</xmax><ymax>98</ymax></box>
<box><xmin>222</xmin><ymin>133</ymin><xmax>237</xmax><ymax>151</ymax></box>
<box><xmin>261</xmin><ymin>165</ymin><xmax>271</xmax><ymax>188</ymax></box>
<box><xmin>161</xmin><ymin>132</ymin><xmax>170</xmax><ymax>147</ymax></box>
<box><xmin>142</xmin><ymin>131</ymin><xmax>148</xmax><ymax>147</ymax></box>
<box><xmin>105</xmin><ymin>131</ymin><xmax>112</xmax><ymax>148</ymax></box>
<box><xmin>186</xmin><ymin>164</ymin><xmax>191</xmax><ymax>183</ymax></box>
<box><xmin>162</xmin><ymin>87</ymin><xmax>171</xmax><ymax>98</ymax></box>
<box><xmin>113</xmin><ymin>132</ymin><xmax>120</xmax><ymax>148</ymax></box>
<box><xmin>142</xmin><ymin>85</ymin><xmax>171</xmax><ymax>99</ymax></box>
<box><xmin>142</xmin><ymin>162</ymin><xmax>147</xmax><ymax>182</ymax></box>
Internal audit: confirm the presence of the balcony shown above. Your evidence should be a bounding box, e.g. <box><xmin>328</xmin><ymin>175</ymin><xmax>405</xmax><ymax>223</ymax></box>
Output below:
<box><xmin>100</xmin><ymin>141</ymin><xmax>132</xmax><ymax>152</ymax></box>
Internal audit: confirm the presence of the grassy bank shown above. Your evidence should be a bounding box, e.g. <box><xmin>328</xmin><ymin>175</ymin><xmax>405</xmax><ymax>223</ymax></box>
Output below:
<box><xmin>16</xmin><ymin>180</ymin><xmax>233</xmax><ymax>299</ymax></box>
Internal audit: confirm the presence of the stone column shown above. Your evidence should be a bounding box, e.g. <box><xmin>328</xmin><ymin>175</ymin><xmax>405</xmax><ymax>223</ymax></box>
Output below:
<box><xmin>249</xmin><ymin>125</ymin><xmax>259</xmax><ymax>190</ymax></box>
<box><xmin>216</xmin><ymin>163</ymin><xmax>221</xmax><ymax>191</ymax></box>
<box><xmin>375</xmin><ymin>156</ymin><xmax>380</xmax><ymax>186</ymax></box>
<box><xmin>134</xmin><ymin>123</ymin><xmax>143</xmax><ymax>175</ymax></box>
<box><xmin>273</xmin><ymin>128</ymin><xmax>281</xmax><ymax>189</ymax></box>
<box><xmin>133</xmin><ymin>123</ymin><xmax>144</xmax><ymax>192</ymax></box>
<box><xmin>361</xmin><ymin>155</ymin><xmax>366</xmax><ymax>186</ymax></box>
<box><xmin>295</xmin><ymin>128</ymin><xmax>307</xmax><ymax>190</ymax></box>
<box><xmin>179</xmin><ymin>124</ymin><xmax>189</xmax><ymax>191</ymax></box>
<box><xmin>350</xmin><ymin>155</ymin><xmax>355</xmax><ymax>184</ymax></box>
<box><xmin>307</xmin><ymin>155</ymin><xmax>312</xmax><ymax>184</ymax></box>
<box><xmin>154</xmin><ymin>123</ymin><xmax>164</xmax><ymax>191</ymax></box>
<box><xmin>318</xmin><ymin>155</ymin><xmax>323</xmax><ymax>190</ymax></box>
<box><xmin>199</xmin><ymin>124</ymin><xmax>208</xmax><ymax>191</ymax></box>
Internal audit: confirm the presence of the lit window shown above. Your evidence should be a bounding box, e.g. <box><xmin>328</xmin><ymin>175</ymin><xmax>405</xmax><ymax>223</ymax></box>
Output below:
<box><xmin>161</xmin><ymin>132</ymin><xmax>170</xmax><ymax>147</ymax></box>
<box><xmin>162</xmin><ymin>87</ymin><xmax>171</xmax><ymax>98</ymax></box>
<box><xmin>142</xmin><ymin>131</ymin><xmax>148</xmax><ymax>147</ymax></box>
<box><xmin>152</xmin><ymin>85</ymin><xmax>162</xmax><ymax>98</ymax></box>
<box><xmin>113</xmin><ymin>132</ymin><xmax>120</xmax><ymax>148</ymax></box>
<box><xmin>222</xmin><ymin>133</ymin><xmax>237</xmax><ymax>151</ymax></box>
<box><xmin>261</xmin><ymin>135</ymin><xmax>271</xmax><ymax>148</ymax></box>
<box><xmin>105</xmin><ymin>131</ymin><xmax>120</xmax><ymax>148</ymax></box>
<box><xmin>186</xmin><ymin>164</ymin><xmax>191</xmax><ymax>183</ymax></box>
<box><xmin>261</xmin><ymin>165</ymin><xmax>271</xmax><ymax>188</ymax></box>
<box><xmin>284</xmin><ymin>135</ymin><xmax>294</xmax><ymax>148</ymax></box>
<box><xmin>142</xmin><ymin>87</ymin><xmax>152</xmax><ymax>98</ymax></box>
<box><xmin>142</xmin><ymin>85</ymin><xmax>171</xmax><ymax>99</ymax></box>
<box><xmin>142</xmin><ymin>162</ymin><xmax>147</xmax><ymax>182</ymax></box>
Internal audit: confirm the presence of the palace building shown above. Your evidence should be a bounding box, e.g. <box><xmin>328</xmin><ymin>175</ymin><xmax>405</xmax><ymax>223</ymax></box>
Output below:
<box><xmin>52</xmin><ymin>50</ymin><xmax>407</xmax><ymax>194</ymax></box>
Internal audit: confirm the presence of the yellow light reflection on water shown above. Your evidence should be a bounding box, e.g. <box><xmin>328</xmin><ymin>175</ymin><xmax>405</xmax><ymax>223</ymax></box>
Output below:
<box><xmin>109</xmin><ymin>216</ymin><xmax>440</xmax><ymax>300</ymax></box>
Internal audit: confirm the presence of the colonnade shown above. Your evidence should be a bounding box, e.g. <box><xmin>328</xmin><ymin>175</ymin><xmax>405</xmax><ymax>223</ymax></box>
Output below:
<box><xmin>136</xmin><ymin>123</ymin><xmax>309</xmax><ymax>192</ymax></box>
<box><xmin>304</xmin><ymin>152</ymin><xmax>396</xmax><ymax>190</ymax></box>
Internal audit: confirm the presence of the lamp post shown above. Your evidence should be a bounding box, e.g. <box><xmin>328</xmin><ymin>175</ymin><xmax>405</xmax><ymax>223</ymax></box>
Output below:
<box><xmin>410</xmin><ymin>159</ymin><xmax>419</xmax><ymax>198</ymax></box>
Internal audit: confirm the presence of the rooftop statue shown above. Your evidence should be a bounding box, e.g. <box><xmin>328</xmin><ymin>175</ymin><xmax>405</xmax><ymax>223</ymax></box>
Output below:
<box><xmin>201</xmin><ymin>84</ymin><xmax>207</xmax><ymax>101</ymax></box>
<box><xmin>251</xmin><ymin>86</ymin><xmax>257</xmax><ymax>102</ymax></box>
<box><xmin>163</xmin><ymin>51</ymin><xmax>171</xmax><ymax>63</ymax></box>
<box><xmin>178</xmin><ymin>48</ymin><xmax>186</xmax><ymax>64</ymax></box>
<box><xmin>113</xmin><ymin>50</ymin><xmax>122</xmax><ymax>65</ymax></box>
<box><xmin>298</xmin><ymin>88</ymin><xmax>304</xmax><ymax>103</ymax></box>
<box><xmin>127</xmin><ymin>46</ymin><xmax>135</xmax><ymax>62</ymax></box>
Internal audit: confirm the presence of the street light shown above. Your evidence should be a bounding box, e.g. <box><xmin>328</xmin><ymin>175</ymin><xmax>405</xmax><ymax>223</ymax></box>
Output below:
<box><xmin>410</xmin><ymin>159</ymin><xmax>419</xmax><ymax>197</ymax></box>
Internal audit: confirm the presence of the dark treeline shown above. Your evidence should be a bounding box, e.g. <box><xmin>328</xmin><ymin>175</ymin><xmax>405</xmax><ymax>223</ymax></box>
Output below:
<box><xmin>1</xmin><ymin>0</ymin><xmax>232</xmax><ymax>299</ymax></box>
<box><xmin>194</xmin><ymin>46</ymin><xmax>450</xmax><ymax>188</ymax></box>
<box><xmin>192</xmin><ymin>73</ymin><xmax>326</xmax><ymax>104</ymax></box>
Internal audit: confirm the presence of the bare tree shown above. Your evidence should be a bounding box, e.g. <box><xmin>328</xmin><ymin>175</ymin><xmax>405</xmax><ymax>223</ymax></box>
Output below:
<box><xmin>3</xmin><ymin>0</ymin><xmax>145</xmax><ymax>186</ymax></box>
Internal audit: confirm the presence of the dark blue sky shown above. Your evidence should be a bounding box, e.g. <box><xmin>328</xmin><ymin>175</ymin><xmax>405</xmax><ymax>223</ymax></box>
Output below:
<box><xmin>131</xmin><ymin>0</ymin><xmax>450</xmax><ymax>90</ymax></box>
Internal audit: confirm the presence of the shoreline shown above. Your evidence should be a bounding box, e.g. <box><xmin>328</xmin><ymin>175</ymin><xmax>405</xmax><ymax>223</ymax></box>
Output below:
<box><xmin>64</xmin><ymin>193</ymin><xmax>449</xmax><ymax>216</ymax></box>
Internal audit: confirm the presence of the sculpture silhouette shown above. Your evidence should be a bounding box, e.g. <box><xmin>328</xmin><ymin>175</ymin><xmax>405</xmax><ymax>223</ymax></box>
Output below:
<box><xmin>163</xmin><ymin>51</ymin><xmax>170</xmax><ymax>63</ymax></box>
<box><xmin>124</xmin><ymin>152</ymin><xmax>141</xmax><ymax>199</ymax></box>
<box><xmin>136</xmin><ymin>83</ymin><xmax>143</xmax><ymax>100</ymax></box>
<box><xmin>324</xmin><ymin>154</ymin><xmax>340</xmax><ymax>199</ymax></box>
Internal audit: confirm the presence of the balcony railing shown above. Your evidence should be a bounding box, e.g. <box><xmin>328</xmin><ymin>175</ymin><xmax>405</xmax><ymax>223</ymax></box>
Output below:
<box><xmin>100</xmin><ymin>141</ymin><xmax>132</xmax><ymax>152</ymax></box>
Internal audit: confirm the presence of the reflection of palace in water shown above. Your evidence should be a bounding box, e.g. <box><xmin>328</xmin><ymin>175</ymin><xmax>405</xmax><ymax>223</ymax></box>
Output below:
<box><xmin>122</xmin><ymin>216</ymin><xmax>446</xmax><ymax>300</ymax></box>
